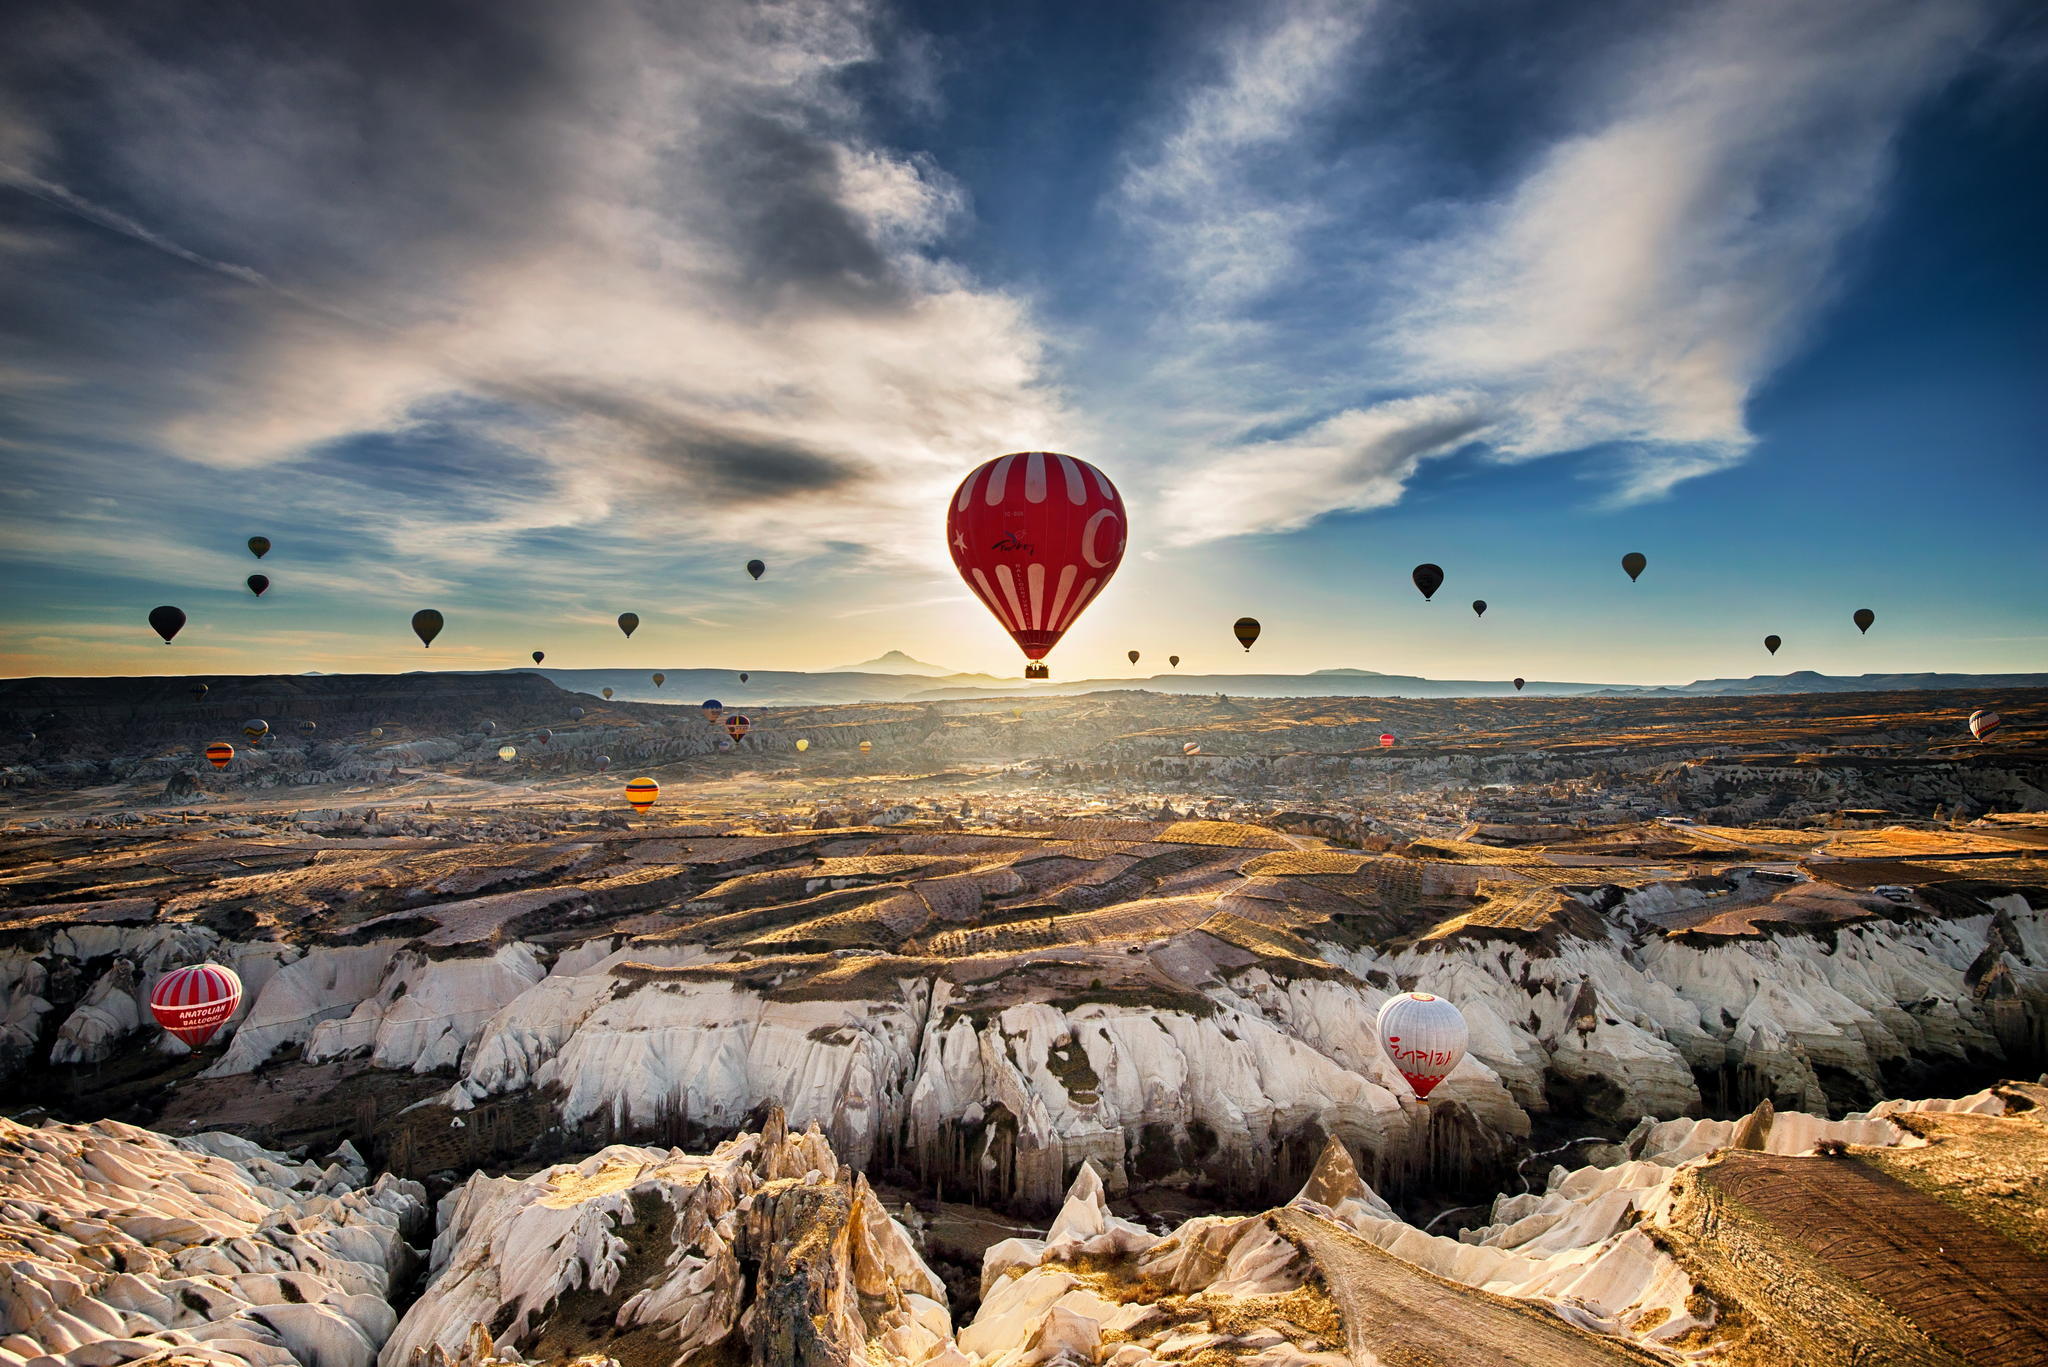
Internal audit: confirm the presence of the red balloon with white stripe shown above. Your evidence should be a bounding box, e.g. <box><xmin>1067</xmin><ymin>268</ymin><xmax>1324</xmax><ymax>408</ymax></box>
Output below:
<box><xmin>149</xmin><ymin>963</ymin><xmax>243</xmax><ymax>1048</ymax></box>
<box><xmin>947</xmin><ymin>452</ymin><xmax>1126</xmax><ymax>679</ymax></box>
<box><xmin>1376</xmin><ymin>991</ymin><xmax>1467</xmax><ymax>1100</ymax></box>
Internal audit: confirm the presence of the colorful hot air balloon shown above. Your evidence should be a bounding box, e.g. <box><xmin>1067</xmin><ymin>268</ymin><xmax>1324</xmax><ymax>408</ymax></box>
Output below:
<box><xmin>247</xmin><ymin>575</ymin><xmax>269</xmax><ymax>597</ymax></box>
<box><xmin>795</xmin><ymin>738</ymin><xmax>809</xmax><ymax>752</ymax></box>
<box><xmin>1854</xmin><ymin>608</ymin><xmax>1875</xmax><ymax>634</ymax></box>
<box><xmin>498</xmin><ymin>745</ymin><xmax>517</xmax><ymax>761</ymax></box>
<box><xmin>149</xmin><ymin>606</ymin><xmax>186</xmax><ymax>644</ymax></box>
<box><xmin>1377</xmin><ymin>992</ymin><xmax>1467</xmax><ymax>1100</ymax></box>
<box><xmin>602</xmin><ymin>687</ymin><xmax>614</xmax><ymax>699</ymax></box>
<box><xmin>701</xmin><ymin>699</ymin><xmax>723</xmax><ymax>721</ymax></box>
<box><xmin>1234</xmin><ymin>618</ymin><xmax>1260</xmax><ymax>651</ymax></box>
<box><xmin>1622</xmin><ymin>552</ymin><xmax>1646</xmax><ymax>582</ymax></box>
<box><xmin>205</xmin><ymin>742</ymin><xmax>234</xmax><ymax>770</ymax></box>
<box><xmin>725</xmin><ymin>714</ymin><xmax>750</xmax><ymax>741</ymax></box>
<box><xmin>618</xmin><ymin>613</ymin><xmax>639</xmax><ymax>638</ymax></box>
<box><xmin>297</xmin><ymin>720</ymin><xmax>316</xmax><ymax>736</ymax></box>
<box><xmin>1472</xmin><ymin>600</ymin><xmax>1487</xmax><ymax>618</ymax></box>
<box><xmin>242</xmin><ymin>718</ymin><xmax>268</xmax><ymax>739</ymax></box>
<box><xmin>536</xmin><ymin>728</ymin><xmax>552</xmax><ymax>745</ymax></box>
<box><xmin>248</xmin><ymin>536</ymin><xmax>270</xmax><ymax>559</ymax></box>
<box><xmin>1411</xmin><ymin>564</ymin><xmax>1443</xmax><ymax>601</ymax></box>
<box><xmin>739</xmin><ymin>672</ymin><xmax>749</xmax><ymax>683</ymax></box>
<box><xmin>1128</xmin><ymin>650</ymin><xmax>1140</xmax><ymax>665</ymax></box>
<box><xmin>190</xmin><ymin>683</ymin><xmax>209</xmax><ymax>702</ymax></box>
<box><xmin>625</xmin><ymin>777</ymin><xmax>659</xmax><ymax>812</ymax></box>
<box><xmin>859</xmin><ymin>740</ymin><xmax>873</xmax><ymax>753</ymax></box>
<box><xmin>652</xmin><ymin>673</ymin><xmax>665</xmax><ymax>687</ymax></box>
<box><xmin>150</xmin><ymin>964</ymin><xmax>243</xmax><ymax>1048</ymax></box>
<box><xmin>1764</xmin><ymin>635</ymin><xmax>1782</xmax><ymax>656</ymax></box>
<box><xmin>1969</xmin><ymin>709</ymin><xmax>2002</xmax><ymax>740</ymax></box>
<box><xmin>1513</xmin><ymin>678</ymin><xmax>1526</xmax><ymax>692</ymax></box>
<box><xmin>532</xmin><ymin>651</ymin><xmax>545</xmax><ymax>664</ymax></box>
<box><xmin>1169</xmin><ymin>655</ymin><xmax>1180</xmax><ymax>667</ymax></box>
<box><xmin>369</xmin><ymin>727</ymin><xmax>385</xmax><ymax>740</ymax></box>
<box><xmin>947</xmin><ymin>451</ymin><xmax>1126</xmax><ymax>679</ymax></box>
<box><xmin>1379</xmin><ymin>733</ymin><xmax>1394</xmax><ymax>748</ymax></box>
<box><xmin>746</xmin><ymin>559</ymin><xmax>765</xmax><ymax>580</ymax></box>
<box><xmin>1183</xmin><ymin>742</ymin><xmax>1200</xmax><ymax>756</ymax></box>
<box><xmin>595</xmin><ymin>754</ymin><xmax>611</xmax><ymax>771</ymax></box>
<box><xmin>412</xmin><ymin>609</ymin><xmax>443</xmax><ymax>647</ymax></box>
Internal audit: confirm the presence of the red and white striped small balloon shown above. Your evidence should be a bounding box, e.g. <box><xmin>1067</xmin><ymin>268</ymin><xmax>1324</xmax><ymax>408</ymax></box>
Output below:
<box><xmin>1376</xmin><ymin>991</ymin><xmax>1467</xmax><ymax>1100</ymax></box>
<box><xmin>149</xmin><ymin>963</ymin><xmax>243</xmax><ymax>1048</ymax></box>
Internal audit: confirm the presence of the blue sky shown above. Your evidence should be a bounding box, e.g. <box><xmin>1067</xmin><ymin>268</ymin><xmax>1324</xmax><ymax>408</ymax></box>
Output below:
<box><xmin>1</xmin><ymin>0</ymin><xmax>2043</xmax><ymax>684</ymax></box>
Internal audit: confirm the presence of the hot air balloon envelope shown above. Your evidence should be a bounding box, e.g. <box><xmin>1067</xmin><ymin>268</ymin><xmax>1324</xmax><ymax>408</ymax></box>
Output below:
<box><xmin>1969</xmin><ymin>709</ymin><xmax>2002</xmax><ymax>740</ymax></box>
<box><xmin>618</xmin><ymin>613</ymin><xmax>639</xmax><ymax>638</ymax></box>
<box><xmin>149</xmin><ymin>606</ymin><xmax>186</xmax><ymax>644</ymax></box>
<box><xmin>1127</xmin><ymin>650</ymin><xmax>1140</xmax><ymax>665</ymax></box>
<box><xmin>1233</xmin><ymin>618</ymin><xmax>1260</xmax><ymax>650</ymax></box>
<box><xmin>1377</xmin><ymin>991</ymin><xmax>1467</xmax><ymax>1100</ymax></box>
<box><xmin>190</xmin><ymin>683</ymin><xmax>209</xmax><ymax>702</ymax></box>
<box><xmin>1471</xmin><ymin>600</ymin><xmax>1487</xmax><ymax>618</ymax></box>
<box><xmin>1411</xmin><ymin>564</ymin><xmax>1443</xmax><ymax>601</ymax></box>
<box><xmin>595</xmin><ymin>755</ymin><xmax>611</xmax><ymax>770</ymax></box>
<box><xmin>412</xmin><ymin>609</ymin><xmax>443</xmax><ymax>647</ymax></box>
<box><xmin>859</xmin><ymin>740</ymin><xmax>873</xmax><ymax>753</ymax></box>
<box><xmin>247</xmin><ymin>537</ymin><xmax>270</xmax><ymax>559</ymax></box>
<box><xmin>746</xmin><ymin>559</ymin><xmax>765</xmax><ymax>580</ymax></box>
<box><xmin>205</xmin><ymin>742</ymin><xmax>234</xmax><ymax>770</ymax></box>
<box><xmin>625</xmin><ymin>777</ymin><xmax>659</xmax><ymax>811</ymax></box>
<box><xmin>297</xmin><ymin>720</ymin><xmax>316</xmax><ymax>736</ymax></box>
<box><xmin>150</xmin><ymin>964</ymin><xmax>243</xmax><ymax>1048</ymax></box>
<box><xmin>652</xmin><ymin>673</ymin><xmax>665</xmax><ymax>687</ymax></box>
<box><xmin>701</xmin><ymin>699</ymin><xmax>723</xmax><ymax>720</ymax></box>
<box><xmin>739</xmin><ymin>672</ymin><xmax>749</xmax><ymax>683</ymax></box>
<box><xmin>947</xmin><ymin>452</ymin><xmax>1126</xmax><ymax>675</ymax></box>
<box><xmin>532</xmin><ymin>651</ymin><xmax>545</xmax><ymax>664</ymax></box>
<box><xmin>1854</xmin><ymin>608</ymin><xmax>1875</xmax><ymax>634</ymax></box>
<box><xmin>247</xmin><ymin>575</ymin><xmax>269</xmax><ymax>597</ymax></box>
<box><xmin>242</xmin><ymin>718</ymin><xmax>268</xmax><ymax>738</ymax></box>
<box><xmin>1622</xmin><ymin>552</ymin><xmax>1646</xmax><ymax>582</ymax></box>
<box><xmin>795</xmin><ymin>738</ymin><xmax>809</xmax><ymax>752</ymax></box>
<box><xmin>569</xmin><ymin>707</ymin><xmax>585</xmax><ymax>719</ymax></box>
<box><xmin>369</xmin><ymin>727</ymin><xmax>385</xmax><ymax>740</ymax></box>
<box><xmin>1379</xmin><ymin>733</ymin><xmax>1394</xmax><ymax>748</ymax></box>
<box><xmin>1169</xmin><ymin>655</ymin><xmax>1179</xmax><ymax>667</ymax></box>
<box><xmin>537</xmin><ymin>729</ymin><xmax>552</xmax><ymax>744</ymax></box>
<box><xmin>726</xmin><ymin>714</ymin><xmax>750</xmax><ymax>740</ymax></box>
<box><xmin>498</xmin><ymin>745</ymin><xmax>517</xmax><ymax>761</ymax></box>
<box><xmin>1764</xmin><ymin>635</ymin><xmax>1781</xmax><ymax>655</ymax></box>
<box><xmin>480</xmin><ymin>720</ymin><xmax>497</xmax><ymax>735</ymax></box>
<box><xmin>602</xmin><ymin>687</ymin><xmax>614</xmax><ymax>699</ymax></box>
<box><xmin>1183</xmin><ymin>742</ymin><xmax>1200</xmax><ymax>756</ymax></box>
<box><xmin>1513</xmin><ymin>678</ymin><xmax>1526</xmax><ymax>692</ymax></box>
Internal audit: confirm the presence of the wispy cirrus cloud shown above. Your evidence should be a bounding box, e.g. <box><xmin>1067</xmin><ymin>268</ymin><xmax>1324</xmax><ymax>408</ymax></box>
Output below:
<box><xmin>1145</xmin><ymin>0</ymin><xmax>2018</xmax><ymax>543</ymax></box>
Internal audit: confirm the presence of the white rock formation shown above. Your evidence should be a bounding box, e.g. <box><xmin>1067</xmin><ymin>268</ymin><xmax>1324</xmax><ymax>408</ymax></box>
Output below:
<box><xmin>0</xmin><ymin>1119</ymin><xmax>425</xmax><ymax>1367</ymax></box>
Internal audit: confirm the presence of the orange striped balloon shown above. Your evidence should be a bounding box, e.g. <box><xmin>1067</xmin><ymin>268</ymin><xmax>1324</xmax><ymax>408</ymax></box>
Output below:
<box><xmin>625</xmin><ymin>777</ymin><xmax>660</xmax><ymax>812</ymax></box>
<box><xmin>204</xmin><ymin>742</ymin><xmax>234</xmax><ymax>769</ymax></box>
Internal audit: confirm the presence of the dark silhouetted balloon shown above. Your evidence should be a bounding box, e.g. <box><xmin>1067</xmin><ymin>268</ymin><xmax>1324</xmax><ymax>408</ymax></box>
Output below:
<box><xmin>739</xmin><ymin>672</ymin><xmax>749</xmax><ymax>683</ymax></box>
<box><xmin>618</xmin><ymin>613</ymin><xmax>639</xmax><ymax>638</ymax></box>
<box><xmin>149</xmin><ymin>606</ymin><xmax>186</xmax><ymax>644</ymax></box>
<box><xmin>480</xmin><ymin>720</ymin><xmax>497</xmax><ymax>735</ymax></box>
<box><xmin>1513</xmin><ymin>678</ymin><xmax>1525</xmax><ymax>692</ymax></box>
<box><xmin>247</xmin><ymin>575</ymin><xmax>268</xmax><ymax>597</ymax></box>
<box><xmin>205</xmin><ymin>742</ymin><xmax>233</xmax><ymax>770</ymax></box>
<box><xmin>602</xmin><ymin>687</ymin><xmax>614</xmax><ymax>699</ymax></box>
<box><xmin>1169</xmin><ymin>655</ymin><xmax>1180</xmax><ymax>667</ymax></box>
<box><xmin>1622</xmin><ymin>552</ymin><xmax>1646</xmax><ymax>582</ymax></box>
<box><xmin>532</xmin><ymin>651</ymin><xmax>544</xmax><ymax>664</ymax></box>
<box><xmin>412</xmin><ymin>609</ymin><xmax>443</xmax><ymax>647</ymax></box>
<box><xmin>1764</xmin><ymin>635</ymin><xmax>1781</xmax><ymax>655</ymax></box>
<box><xmin>1128</xmin><ymin>650</ymin><xmax>1140</xmax><ymax>665</ymax></box>
<box><xmin>247</xmin><ymin>537</ymin><xmax>270</xmax><ymax>559</ymax></box>
<box><xmin>746</xmin><ymin>560</ymin><xmax>765</xmax><ymax>580</ymax></box>
<box><xmin>190</xmin><ymin>683</ymin><xmax>209</xmax><ymax>702</ymax></box>
<box><xmin>1411</xmin><ymin>564</ymin><xmax>1443</xmax><ymax>601</ymax></box>
<box><xmin>947</xmin><ymin>452</ymin><xmax>1126</xmax><ymax>679</ymax></box>
<box><xmin>594</xmin><ymin>754</ymin><xmax>611</xmax><ymax>770</ymax></box>
<box><xmin>1234</xmin><ymin>618</ymin><xmax>1260</xmax><ymax>650</ymax></box>
<box><xmin>569</xmin><ymin>706</ymin><xmax>585</xmax><ymax>719</ymax></box>
<box><xmin>1472</xmin><ymin>600</ymin><xmax>1487</xmax><ymax>618</ymax></box>
<box><xmin>652</xmin><ymin>672</ymin><xmax>665</xmax><ymax>687</ymax></box>
<box><xmin>1854</xmin><ymin>608</ymin><xmax>1875</xmax><ymax>634</ymax></box>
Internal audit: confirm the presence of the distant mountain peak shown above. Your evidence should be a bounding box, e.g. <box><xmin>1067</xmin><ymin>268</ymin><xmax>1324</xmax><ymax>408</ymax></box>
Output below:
<box><xmin>832</xmin><ymin>649</ymin><xmax>956</xmax><ymax>676</ymax></box>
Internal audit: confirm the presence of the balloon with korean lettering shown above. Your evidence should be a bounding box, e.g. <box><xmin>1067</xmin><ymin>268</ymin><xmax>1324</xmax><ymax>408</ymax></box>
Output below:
<box><xmin>150</xmin><ymin>964</ymin><xmax>243</xmax><ymax>1048</ymax></box>
<box><xmin>1376</xmin><ymin>991</ymin><xmax>1467</xmax><ymax>1100</ymax></box>
<box><xmin>947</xmin><ymin>452</ymin><xmax>1126</xmax><ymax>679</ymax></box>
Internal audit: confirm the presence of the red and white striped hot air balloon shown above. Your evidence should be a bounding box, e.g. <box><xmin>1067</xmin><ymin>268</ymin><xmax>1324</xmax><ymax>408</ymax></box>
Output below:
<box><xmin>1379</xmin><ymin>733</ymin><xmax>1395</xmax><ymax>748</ymax></box>
<box><xmin>947</xmin><ymin>452</ymin><xmax>1126</xmax><ymax>679</ymax></box>
<box><xmin>149</xmin><ymin>963</ymin><xmax>243</xmax><ymax>1048</ymax></box>
<box><xmin>1376</xmin><ymin>991</ymin><xmax>1467</xmax><ymax>1100</ymax></box>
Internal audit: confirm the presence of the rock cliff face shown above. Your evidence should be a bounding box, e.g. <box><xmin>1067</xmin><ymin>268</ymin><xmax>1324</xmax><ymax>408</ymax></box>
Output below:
<box><xmin>0</xmin><ymin>1118</ymin><xmax>425</xmax><ymax>1367</ymax></box>
<box><xmin>382</xmin><ymin>1109</ymin><xmax>950</xmax><ymax>1367</ymax></box>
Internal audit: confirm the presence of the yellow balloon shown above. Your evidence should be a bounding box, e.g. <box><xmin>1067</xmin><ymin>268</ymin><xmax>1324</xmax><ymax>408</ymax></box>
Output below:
<box><xmin>795</xmin><ymin>738</ymin><xmax>809</xmax><ymax>752</ymax></box>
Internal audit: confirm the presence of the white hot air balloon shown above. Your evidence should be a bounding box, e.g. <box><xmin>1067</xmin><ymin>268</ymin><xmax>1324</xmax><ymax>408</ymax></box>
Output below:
<box><xmin>1376</xmin><ymin>991</ymin><xmax>1467</xmax><ymax>1100</ymax></box>
<box><xmin>1969</xmin><ymin>709</ymin><xmax>2002</xmax><ymax>741</ymax></box>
